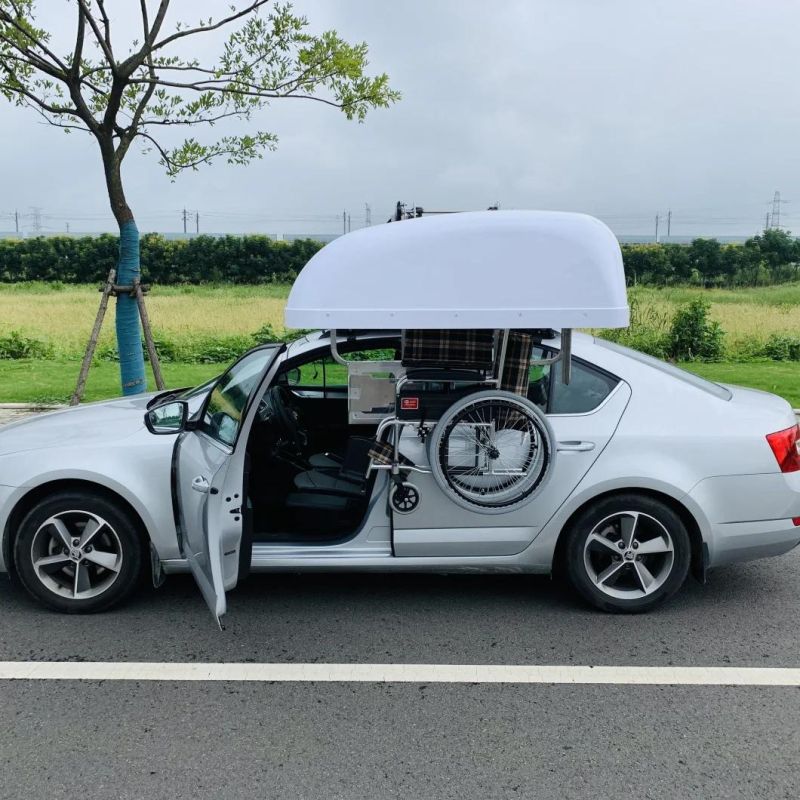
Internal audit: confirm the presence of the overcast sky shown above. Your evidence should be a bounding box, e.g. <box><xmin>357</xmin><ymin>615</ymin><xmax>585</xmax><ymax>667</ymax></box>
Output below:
<box><xmin>1</xmin><ymin>0</ymin><xmax>799</xmax><ymax>237</ymax></box>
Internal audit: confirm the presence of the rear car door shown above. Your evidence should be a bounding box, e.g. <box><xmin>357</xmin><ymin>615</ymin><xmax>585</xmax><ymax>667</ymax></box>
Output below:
<box><xmin>175</xmin><ymin>346</ymin><xmax>282</xmax><ymax>625</ymax></box>
<box><xmin>391</xmin><ymin>351</ymin><xmax>630</xmax><ymax>556</ymax></box>
<box><xmin>540</xmin><ymin>356</ymin><xmax>631</xmax><ymax>524</ymax></box>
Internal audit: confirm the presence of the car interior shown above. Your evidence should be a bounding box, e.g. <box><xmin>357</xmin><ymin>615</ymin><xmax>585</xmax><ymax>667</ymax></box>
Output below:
<box><xmin>243</xmin><ymin>333</ymin><xmax>618</xmax><ymax>545</ymax></box>
<box><xmin>245</xmin><ymin>335</ymin><xmax>402</xmax><ymax>543</ymax></box>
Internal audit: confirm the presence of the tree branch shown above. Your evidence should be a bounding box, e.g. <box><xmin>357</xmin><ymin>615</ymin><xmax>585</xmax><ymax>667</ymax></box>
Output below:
<box><xmin>151</xmin><ymin>1</ymin><xmax>271</xmax><ymax>53</ymax></box>
<box><xmin>0</xmin><ymin>8</ymin><xmax>68</xmax><ymax>74</ymax></box>
<box><xmin>0</xmin><ymin>81</ymin><xmax>83</xmax><ymax>119</ymax></box>
<box><xmin>140</xmin><ymin>110</ymin><xmax>249</xmax><ymax>127</ymax></box>
<box><xmin>128</xmin><ymin>74</ymin><xmax>349</xmax><ymax>109</ymax></box>
<box><xmin>143</xmin><ymin>0</ymin><xmax>171</xmax><ymax>47</ymax></box>
<box><xmin>117</xmin><ymin>1</ymin><xmax>161</xmax><ymax>158</ymax></box>
<box><xmin>76</xmin><ymin>0</ymin><xmax>115</xmax><ymax>68</ymax></box>
<box><xmin>95</xmin><ymin>0</ymin><xmax>112</xmax><ymax>52</ymax></box>
<box><xmin>121</xmin><ymin>0</ymin><xmax>170</xmax><ymax>75</ymax></box>
<box><xmin>71</xmin><ymin>3</ymin><xmax>85</xmax><ymax>78</ymax></box>
<box><xmin>28</xmin><ymin>102</ymin><xmax>92</xmax><ymax>134</ymax></box>
<box><xmin>137</xmin><ymin>130</ymin><xmax>253</xmax><ymax>172</ymax></box>
<box><xmin>0</xmin><ymin>25</ymin><xmax>65</xmax><ymax>79</ymax></box>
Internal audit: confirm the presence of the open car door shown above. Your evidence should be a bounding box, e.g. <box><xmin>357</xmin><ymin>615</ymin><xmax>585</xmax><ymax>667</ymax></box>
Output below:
<box><xmin>175</xmin><ymin>345</ymin><xmax>282</xmax><ymax>626</ymax></box>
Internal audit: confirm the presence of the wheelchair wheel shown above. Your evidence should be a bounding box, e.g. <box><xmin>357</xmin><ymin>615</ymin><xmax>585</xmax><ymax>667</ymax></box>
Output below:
<box><xmin>427</xmin><ymin>390</ymin><xmax>554</xmax><ymax>514</ymax></box>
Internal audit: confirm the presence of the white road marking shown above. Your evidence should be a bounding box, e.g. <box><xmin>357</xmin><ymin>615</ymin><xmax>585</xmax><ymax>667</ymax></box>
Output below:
<box><xmin>0</xmin><ymin>662</ymin><xmax>798</xmax><ymax>685</ymax></box>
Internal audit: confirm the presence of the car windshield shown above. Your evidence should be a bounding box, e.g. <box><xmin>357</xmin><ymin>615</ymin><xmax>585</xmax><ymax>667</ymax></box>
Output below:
<box><xmin>201</xmin><ymin>347</ymin><xmax>279</xmax><ymax>446</ymax></box>
<box><xmin>179</xmin><ymin>377</ymin><xmax>217</xmax><ymax>400</ymax></box>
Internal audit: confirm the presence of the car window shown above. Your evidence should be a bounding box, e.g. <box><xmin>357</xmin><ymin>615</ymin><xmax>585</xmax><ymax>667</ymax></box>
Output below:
<box><xmin>527</xmin><ymin>346</ymin><xmax>619</xmax><ymax>414</ymax></box>
<box><xmin>201</xmin><ymin>348</ymin><xmax>276</xmax><ymax>446</ymax></box>
<box><xmin>289</xmin><ymin>357</ymin><xmax>347</xmax><ymax>388</ymax></box>
<box><xmin>286</xmin><ymin>343</ymin><xmax>399</xmax><ymax>390</ymax></box>
<box><xmin>549</xmin><ymin>356</ymin><xmax>619</xmax><ymax>414</ymax></box>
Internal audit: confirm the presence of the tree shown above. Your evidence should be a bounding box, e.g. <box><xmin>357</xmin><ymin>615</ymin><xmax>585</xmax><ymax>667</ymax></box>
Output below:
<box><xmin>687</xmin><ymin>238</ymin><xmax>722</xmax><ymax>286</ymax></box>
<box><xmin>0</xmin><ymin>1</ymin><xmax>399</xmax><ymax>394</ymax></box>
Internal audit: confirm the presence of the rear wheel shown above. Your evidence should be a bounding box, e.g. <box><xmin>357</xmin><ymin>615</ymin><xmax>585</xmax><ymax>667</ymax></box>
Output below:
<box><xmin>13</xmin><ymin>491</ymin><xmax>145</xmax><ymax>614</ymax></box>
<box><xmin>564</xmin><ymin>494</ymin><xmax>691</xmax><ymax>613</ymax></box>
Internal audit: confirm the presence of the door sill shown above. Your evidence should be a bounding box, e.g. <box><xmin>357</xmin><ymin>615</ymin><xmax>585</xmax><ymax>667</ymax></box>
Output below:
<box><xmin>251</xmin><ymin>542</ymin><xmax>392</xmax><ymax>562</ymax></box>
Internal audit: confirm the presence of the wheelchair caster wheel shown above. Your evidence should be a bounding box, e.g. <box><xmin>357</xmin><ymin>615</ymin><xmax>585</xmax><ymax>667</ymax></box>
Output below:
<box><xmin>391</xmin><ymin>482</ymin><xmax>420</xmax><ymax>514</ymax></box>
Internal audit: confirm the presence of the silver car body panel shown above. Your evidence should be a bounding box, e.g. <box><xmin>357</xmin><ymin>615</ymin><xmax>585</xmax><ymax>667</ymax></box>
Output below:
<box><xmin>2</xmin><ymin>332</ymin><xmax>800</xmax><ymax>581</ymax></box>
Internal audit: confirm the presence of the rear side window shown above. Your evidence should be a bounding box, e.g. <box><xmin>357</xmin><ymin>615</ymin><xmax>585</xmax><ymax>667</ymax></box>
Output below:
<box><xmin>528</xmin><ymin>346</ymin><xmax>620</xmax><ymax>414</ymax></box>
<box><xmin>549</xmin><ymin>358</ymin><xmax>619</xmax><ymax>413</ymax></box>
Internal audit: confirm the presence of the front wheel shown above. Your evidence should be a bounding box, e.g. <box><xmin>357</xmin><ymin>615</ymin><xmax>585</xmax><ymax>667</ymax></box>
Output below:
<box><xmin>564</xmin><ymin>494</ymin><xmax>691</xmax><ymax>613</ymax></box>
<box><xmin>13</xmin><ymin>491</ymin><xmax>145</xmax><ymax>614</ymax></box>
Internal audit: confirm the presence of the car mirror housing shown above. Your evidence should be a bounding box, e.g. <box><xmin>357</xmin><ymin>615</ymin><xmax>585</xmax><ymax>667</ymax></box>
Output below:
<box><xmin>145</xmin><ymin>400</ymin><xmax>189</xmax><ymax>435</ymax></box>
<box><xmin>284</xmin><ymin>367</ymin><xmax>302</xmax><ymax>386</ymax></box>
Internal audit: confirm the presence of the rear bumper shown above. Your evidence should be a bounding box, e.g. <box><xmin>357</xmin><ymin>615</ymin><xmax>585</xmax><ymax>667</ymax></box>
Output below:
<box><xmin>707</xmin><ymin>519</ymin><xmax>800</xmax><ymax>567</ymax></box>
<box><xmin>689</xmin><ymin>472</ymin><xmax>800</xmax><ymax>567</ymax></box>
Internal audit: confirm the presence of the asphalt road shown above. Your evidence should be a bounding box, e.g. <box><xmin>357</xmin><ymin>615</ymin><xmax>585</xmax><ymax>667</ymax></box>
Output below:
<box><xmin>1</xmin><ymin>553</ymin><xmax>799</xmax><ymax>799</ymax></box>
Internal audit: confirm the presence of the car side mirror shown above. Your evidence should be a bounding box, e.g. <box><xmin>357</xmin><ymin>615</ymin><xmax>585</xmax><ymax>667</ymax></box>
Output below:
<box><xmin>284</xmin><ymin>367</ymin><xmax>302</xmax><ymax>386</ymax></box>
<box><xmin>145</xmin><ymin>400</ymin><xmax>189</xmax><ymax>435</ymax></box>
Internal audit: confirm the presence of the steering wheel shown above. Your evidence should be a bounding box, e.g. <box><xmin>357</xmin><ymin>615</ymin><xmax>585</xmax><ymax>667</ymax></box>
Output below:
<box><xmin>265</xmin><ymin>384</ymin><xmax>307</xmax><ymax>456</ymax></box>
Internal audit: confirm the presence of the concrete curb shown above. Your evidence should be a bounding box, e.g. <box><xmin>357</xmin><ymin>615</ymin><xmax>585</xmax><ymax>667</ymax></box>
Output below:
<box><xmin>0</xmin><ymin>403</ymin><xmax>66</xmax><ymax>410</ymax></box>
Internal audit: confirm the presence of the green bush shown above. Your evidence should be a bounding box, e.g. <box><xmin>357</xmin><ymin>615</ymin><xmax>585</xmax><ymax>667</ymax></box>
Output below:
<box><xmin>0</xmin><ymin>234</ymin><xmax>326</xmax><ymax>285</ymax></box>
<box><xmin>667</xmin><ymin>299</ymin><xmax>724</xmax><ymax>361</ymax></box>
<box><xmin>251</xmin><ymin>323</ymin><xmax>284</xmax><ymax>345</ymax></box>
<box><xmin>599</xmin><ymin>292</ymin><xmax>671</xmax><ymax>358</ymax></box>
<box><xmin>1</xmin><ymin>229</ymin><xmax>799</xmax><ymax>288</ymax></box>
<box><xmin>761</xmin><ymin>334</ymin><xmax>800</xmax><ymax>361</ymax></box>
<box><xmin>602</xmin><ymin>329</ymin><xmax>670</xmax><ymax>359</ymax></box>
<box><xmin>188</xmin><ymin>335</ymin><xmax>255</xmax><ymax>363</ymax></box>
<box><xmin>0</xmin><ymin>331</ymin><xmax>54</xmax><ymax>359</ymax></box>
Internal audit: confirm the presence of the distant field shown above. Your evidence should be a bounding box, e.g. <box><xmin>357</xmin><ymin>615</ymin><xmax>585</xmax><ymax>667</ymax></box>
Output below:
<box><xmin>2</xmin><ymin>281</ymin><xmax>800</xmax><ymax>357</ymax></box>
<box><xmin>627</xmin><ymin>284</ymin><xmax>800</xmax><ymax>352</ymax></box>
<box><xmin>0</xmin><ymin>283</ymin><xmax>290</xmax><ymax>357</ymax></box>
<box><xmin>0</xmin><ymin>281</ymin><xmax>798</xmax><ymax>406</ymax></box>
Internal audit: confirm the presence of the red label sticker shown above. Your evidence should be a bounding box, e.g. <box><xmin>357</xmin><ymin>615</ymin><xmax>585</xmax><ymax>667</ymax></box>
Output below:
<box><xmin>401</xmin><ymin>397</ymin><xmax>419</xmax><ymax>410</ymax></box>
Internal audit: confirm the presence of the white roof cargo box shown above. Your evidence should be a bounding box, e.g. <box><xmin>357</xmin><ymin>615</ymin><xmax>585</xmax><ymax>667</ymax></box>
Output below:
<box><xmin>284</xmin><ymin>210</ymin><xmax>629</xmax><ymax>330</ymax></box>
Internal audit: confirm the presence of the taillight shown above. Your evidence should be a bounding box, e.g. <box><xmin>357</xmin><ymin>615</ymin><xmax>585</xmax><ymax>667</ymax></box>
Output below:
<box><xmin>766</xmin><ymin>425</ymin><xmax>800</xmax><ymax>473</ymax></box>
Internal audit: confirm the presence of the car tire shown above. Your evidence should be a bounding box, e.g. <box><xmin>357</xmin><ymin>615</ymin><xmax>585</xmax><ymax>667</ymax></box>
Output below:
<box><xmin>13</xmin><ymin>490</ymin><xmax>145</xmax><ymax>614</ymax></box>
<box><xmin>564</xmin><ymin>493</ymin><xmax>691</xmax><ymax>613</ymax></box>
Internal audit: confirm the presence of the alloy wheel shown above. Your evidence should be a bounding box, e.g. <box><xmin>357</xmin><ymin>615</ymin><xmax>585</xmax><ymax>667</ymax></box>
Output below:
<box><xmin>582</xmin><ymin>511</ymin><xmax>675</xmax><ymax>600</ymax></box>
<box><xmin>30</xmin><ymin>510</ymin><xmax>123</xmax><ymax>601</ymax></box>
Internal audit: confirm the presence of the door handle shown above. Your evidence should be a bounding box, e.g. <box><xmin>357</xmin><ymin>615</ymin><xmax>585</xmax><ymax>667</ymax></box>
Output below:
<box><xmin>557</xmin><ymin>441</ymin><xmax>595</xmax><ymax>452</ymax></box>
<box><xmin>191</xmin><ymin>476</ymin><xmax>210</xmax><ymax>493</ymax></box>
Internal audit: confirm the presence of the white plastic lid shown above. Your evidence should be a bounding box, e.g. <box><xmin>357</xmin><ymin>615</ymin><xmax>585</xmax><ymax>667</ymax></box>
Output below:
<box><xmin>285</xmin><ymin>210</ymin><xmax>629</xmax><ymax>330</ymax></box>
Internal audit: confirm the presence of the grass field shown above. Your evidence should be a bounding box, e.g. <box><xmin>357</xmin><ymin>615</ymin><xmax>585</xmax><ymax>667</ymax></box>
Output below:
<box><xmin>624</xmin><ymin>284</ymin><xmax>800</xmax><ymax>353</ymax></box>
<box><xmin>0</xmin><ymin>360</ymin><xmax>221</xmax><ymax>404</ymax></box>
<box><xmin>0</xmin><ymin>283</ymin><xmax>289</xmax><ymax>356</ymax></box>
<box><xmin>0</xmin><ymin>281</ymin><xmax>798</xmax><ymax>406</ymax></box>
<box><xmin>0</xmin><ymin>358</ymin><xmax>796</xmax><ymax>406</ymax></box>
<box><xmin>3</xmin><ymin>281</ymin><xmax>800</xmax><ymax>357</ymax></box>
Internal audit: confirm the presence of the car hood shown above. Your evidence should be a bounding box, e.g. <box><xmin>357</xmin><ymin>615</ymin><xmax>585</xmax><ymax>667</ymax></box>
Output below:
<box><xmin>0</xmin><ymin>394</ymin><xmax>159</xmax><ymax>457</ymax></box>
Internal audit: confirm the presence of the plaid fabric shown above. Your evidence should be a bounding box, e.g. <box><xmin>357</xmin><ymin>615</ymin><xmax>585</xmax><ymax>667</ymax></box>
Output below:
<box><xmin>402</xmin><ymin>329</ymin><xmax>495</xmax><ymax>369</ymax></box>
<box><xmin>368</xmin><ymin>438</ymin><xmax>395</xmax><ymax>466</ymax></box>
<box><xmin>368</xmin><ymin>437</ymin><xmax>417</xmax><ymax>468</ymax></box>
<box><xmin>500</xmin><ymin>331</ymin><xmax>535</xmax><ymax>397</ymax></box>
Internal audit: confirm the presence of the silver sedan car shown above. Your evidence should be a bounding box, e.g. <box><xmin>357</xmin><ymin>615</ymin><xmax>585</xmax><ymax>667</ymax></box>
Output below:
<box><xmin>1</xmin><ymin>330</ymin><xmax>799</xmax><ymax>622</ymax></box>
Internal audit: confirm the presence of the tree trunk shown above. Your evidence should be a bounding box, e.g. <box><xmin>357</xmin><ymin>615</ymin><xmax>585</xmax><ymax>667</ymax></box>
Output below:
<box><xmin>102</xmin><ymin>146</ymin><xmax>146</xmax><ymax>396</ymax></box>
